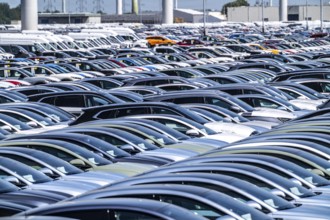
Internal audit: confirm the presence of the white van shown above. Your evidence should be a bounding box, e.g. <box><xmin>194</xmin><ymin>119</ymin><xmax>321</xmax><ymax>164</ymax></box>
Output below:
<box><xmin>81</xmin><ymin>29</ymin><xmax>132</xmax><ymax>48</ymax></box>
<box><xmin>0</xmin><ymin>34</ymin><xmax>52</xmax><ymax>54</ymax></box>
<box><xmin>110</xmin><ymin>27</ymin><xmax>148</xmax><ymax>48</ymax></box>
<box><xmin>68</xmin><ymin>32</ymin><xmax>118</xmax><ymax>49</ymax></box>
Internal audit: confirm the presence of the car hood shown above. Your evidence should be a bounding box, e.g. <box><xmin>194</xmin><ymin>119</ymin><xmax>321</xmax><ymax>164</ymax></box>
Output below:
<box><xmin>289</xmin><ymin>100</ymin><xmax>320</xmax><ymax>110</ymax></box>
<box><xmin>61</xmin><ymin>172</ymin><xmax>125</xmax><ymax>186</ymax></box>
<box><xmin>241</xmin><ymin>120</ymin><xmax>278</xmax><ymax>130</ymax></box>
<box><xmin>25</xmin><ymin>180</ymin><xmax>96</xmax><ymax>196</ymax></box>
<box><xmin>272</xmin><ymin>204</ymin><xmax>330</xmax><ymax>219</ymax></box>
<box><xmin>204</xmin><ymin>132</ymin><xmax>246</xmax><ymax>143</ymax></box>
<box><xmin>183</xmin><ymin>138</ymin><xmax>227</xmax><ymax>149</ymax></box>
<box><xmin>165</xmin><ymin>142</ymin><xmax>215</xmax><ymax>154</ymax></box>
<box><xmin>252</xmin><ymin>108</ymin><xmax>296</xmax><ymax>119</ymax></box>
<box><xmin>138</xmin><ymin>148</ymin><xmax>197</xmax><ymax>161</ymax></box>
<box><xmin>204</xmin><ymin>121</ymin><xmax>256</xmax><ymax>137</ymax></box>
<box><xmin>89</xmin><ymin>162</ymin><xmax>157</xmax><ymax>176</ymax></box>
<box><xmin>296</xmin><ymin>193</ymin><xmax>330</xmax><ymax>207</ymax></box>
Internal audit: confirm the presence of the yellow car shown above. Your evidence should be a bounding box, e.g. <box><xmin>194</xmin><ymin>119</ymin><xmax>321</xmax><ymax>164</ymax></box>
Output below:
<box><xmin>146</xmin><ymin>36</ymin><xmax>177</xmax><ymax>47</ymax></box>
<box><xmin>246</xmin><ymin>43</ymin><xmax>281</xmax><ymax>54</ymax></box>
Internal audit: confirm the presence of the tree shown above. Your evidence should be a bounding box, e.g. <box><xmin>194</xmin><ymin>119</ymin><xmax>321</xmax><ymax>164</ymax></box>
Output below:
<box><xmin>0</xmin><ymin>3</ymin><xmax>21</xmax><ymax>24</ymax></box>
<box><xmin>222</xmin><ymin>0</ymin><xmax>249</xmax><ymax>16</ymax></box>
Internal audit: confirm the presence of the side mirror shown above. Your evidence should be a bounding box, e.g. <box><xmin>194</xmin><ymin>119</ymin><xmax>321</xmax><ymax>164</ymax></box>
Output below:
<box><xmin>290</xmin><ymin>178</ymin><xmax>303</xmax><ymax>186</ymax></box>
<box><xmin>297</xmin><ymin>95</ymin><xmax>308</xmax><ymax>100</ymax></box>
<box><xmin>39</xmin><ymin>167</ymin><xmax>55</xmax><ymax>177</ymax></box>
<box><xmin>246</xmin><ymin>201</ymin><xmax>262</xmax><ymax>210</ymax></box>
<box><xmin>27</xmin><ymin>121</ymin><xmax>39</xmax><ymax>128</ymax></box>
<box><xmin>119</xmin><ymin>144</ymin><xmax>135</xmax><ymax>153</ymax></box>
<box><xmin>145</xmin><ymin>139</ymin><xmax>155</xmax><ymax>145</ymax></box>
<box><xmin>5</xmin><ymin>176</ymin><xmax>20</xmax><ymax>185</ymax></box>
<box><xmin>270</xmin><ymin>189</ymin><xmax>286</xmax><ymax>198</ymax></box>
<box><xmin>1</xmin><ymin>125</ymin><xmax>13</xmax><ymax>132</ymax></box>
<box><xmin>70</xmin><ymin>159</ymin><xmax>87</xmax><ymax>168</ymax></box>
<box><xmin>311</xmin><ymin>169</ymin><xmax>325</xmax><ymax>176</ymax></box>
<box><xmin>230</xmin><ymin>105</ymin><xmax>241</xmax><ymax>113</ymax></box>
<box><xmin>186</xmin><ymin>129</ymin><xmax>200</xmax><ymax>137</ymax></box>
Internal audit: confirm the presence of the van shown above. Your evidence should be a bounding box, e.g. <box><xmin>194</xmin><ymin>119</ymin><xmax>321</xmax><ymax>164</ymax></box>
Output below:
<box><xmin>81</xmin><ymin>29</ymin><xmax>132</xmax><ymax>48</ymax></box>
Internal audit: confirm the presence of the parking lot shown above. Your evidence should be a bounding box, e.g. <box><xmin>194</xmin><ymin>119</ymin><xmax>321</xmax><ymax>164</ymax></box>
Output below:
<box><xmin>1</xmin><ymin>22</ymin><xmax>330</xmax><ymax>220</ymax></box>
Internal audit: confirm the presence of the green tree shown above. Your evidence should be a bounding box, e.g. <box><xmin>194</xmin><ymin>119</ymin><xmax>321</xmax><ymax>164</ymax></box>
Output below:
<box><xmin>222</xmin><ymin>0</ymin><xmax>249</xmax><ymax>16</ymax></box>
<box><xmin>0</xmin><ymin>3</ymin><xmax>21</xmax><ymax>24</ymax></box>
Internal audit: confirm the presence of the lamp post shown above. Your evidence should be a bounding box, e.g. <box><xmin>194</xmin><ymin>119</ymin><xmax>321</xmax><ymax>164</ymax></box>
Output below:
<box><xmin>261</xmin><ymin>0</ymin><xmax>265</xmax><ymax>33</ymax></box>
<box><xmin>320</xmin><ymin>0</ymin><xmax>324</xmax><ymax>32</ymax></box>
<box><xmin>306</xmin><ymin>0</ymin><xmax>308</xmax><ymax>30</ymax></box>
<box><xmin>203</xmin><ymin>0</ymin><xmax>206</xmax><ymax>36</ymax></box>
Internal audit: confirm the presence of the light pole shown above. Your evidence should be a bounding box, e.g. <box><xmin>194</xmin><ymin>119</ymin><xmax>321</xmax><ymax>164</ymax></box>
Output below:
<box><xmin>261</xmin><ymin>0</ymin><xmax>265</xmax><ymax>33</ymax></box>
<box><xmin>305</xmin><ymin>0</ymin><xmax>308</xmax><ymax>30</ymax></box>
<box><xmin>320</xmin><ymin>0</ymin><xmax>324</xmax><ymax>32</ymax></box>
<box><xmin>203</xmin><ymin>0</ymin><xmax>206</xmax><ymax>36</ymax></box>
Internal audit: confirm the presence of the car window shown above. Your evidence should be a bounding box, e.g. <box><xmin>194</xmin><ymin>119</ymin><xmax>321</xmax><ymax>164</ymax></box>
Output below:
<box><xmin>158</xmin><ymin>194</ymin><xmax>225</xmax><ymax>219</ymax></box>
<box><xmin>40</xmin><ymin>96</ymin><xmax>56</xmax><ymax>105</ymax></box>
<box><xmin>81</xmin><ymin>132</ymin><xmax>127</xmax><ymax>147</ymax></box>
<box><xmin>0</xmin><ymin>208</ymin><xmax>23</xmax><ymax>216</ymax></box>
<box><xmin>171</xmin><ymin>97</ymin><xmax>204</xmax><ymax>104</ymax></box>
<box><xmin>26</xmin><ymin>145</ymin><xmax>77</xmax><ymax>164</ymax></box>
<box><xmin>205</xmin><ymin>97</ymin><xmax>232</xmax><ymax>109</ymax></box>
<box><xmin>113</xmin><ymin>210</ymin><xmax>160</xmax><ymax>220</ymax></box>
<box><xmin>115</xmin><ymin>107</ymin><xmax>150</xmax><ymax>118</ymax></box>
<box><xmin>151</xmin><ymin>118</ymin><xmax>192</xmax><ymax>134</ymax></box>
<box><xmin>0</xmin><ymin>154</ymin><xmax>44</xmax><ymax>171</ymax></box>
<box><xmin>85</xmin><ymin>95</ymin><xmax>110</xmax><ymax>107</ymax></box>
<box><xmin>0</xmin><ymin>95</ymin><xmax>14</xmax><ymax>103</ymax></box>
<box><xmin>151</xmin><ymin>107</ymin><xmax>176</xmax><ymax>115</ymax></box>
<box><xmin>221</xmin><ymin>89</ymin><xmax>243</xmax><ymax>95</ymax></box>
<box><xmin>96</xmin><ymin>110</ymin><xmax>117</xmax><ymax>119</ymax></box>
<box><xmin>243</xmin><ymin>89</ymin><xmax>264</xmax><ymax>95</ymax></box>
<box><xmin>55</xmin><ymin>95</ymin><xmax>85</xmax><ymax>107</ymax></box>
<box><xmin>49</xmin><ymin>209</ymin><xmax>109</xmax><ymax>219</ymax></box>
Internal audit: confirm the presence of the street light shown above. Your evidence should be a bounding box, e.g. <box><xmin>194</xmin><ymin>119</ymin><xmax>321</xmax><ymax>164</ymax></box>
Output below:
<box><xmin>320</xmin><ymin>0</ymin><xmax>324</xmax><ymax>32</ymax></box>
<box><xmin>305</xmin><ymin>0</ymin><xmax>308</xmax><ymax>30</ymax></box>
<box><xmin>261</xmin><ymin>0</ymin><xmax>265</xmax><ymax>33</ymax></box>
<box><xmin>203</xmin><ymin>0</ymin><xmax>206</xmax><ymax>36</ymax></box>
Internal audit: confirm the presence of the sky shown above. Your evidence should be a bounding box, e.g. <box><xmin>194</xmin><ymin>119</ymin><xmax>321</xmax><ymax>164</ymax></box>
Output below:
<box><xmin>0</xmin><ymin>0</ymin><xmax>326</xmax><ymax>14</ymax></box>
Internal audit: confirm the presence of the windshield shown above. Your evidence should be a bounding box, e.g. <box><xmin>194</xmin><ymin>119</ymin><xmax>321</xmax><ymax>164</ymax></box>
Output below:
<box><xmin>131</xmin><ymin>120</ymin><xmax>190</xmax><ymax>141</ymax></box>
<box><xmin>18</xmin><ymin>68</ymin><xmax>34</xmax><ymax>77</ymax></box>
<box><xmin>31</xmin><ymin>151</ymin><xmax>82</xmax><ymax>175</ymax></box>
<box><xmin>191</xmin><ymin>108</ymin><xmax>226</xmax><ymax>122</ymax></box>
<box><xmin>231</xmin><ymin>179</ymin><xmax>295</xmax><ymax>210</ymax></box>
<box><xmin>127</xmin><ymin>125</ymin><xmax>177</xmax><ymax>145</ymax></box>
<box><xmin>151</xmin><ymin>117</ymin><xmax>217</xmax><ymax>136</ymax></box>
<box><xmin>205</xmin><ymin>191</ymin><xmax>270</xmax><ymax>220</ymax></box>
<box><xmin>253</xmin><ymin>168</ymin><xmax>315</xmax><ymax>198</ymax></box>
<box><xmin>60</xmin><ymin>141</ymin><xmax>112</xmax><ymax>166</ymax></box>
<box><xmin>0</xmin><ymin>157</ymin><xmax>52</xmax><ymax>184</ymax></box>
<box><xmin>272</xmin><ymin>158</ymin><xmax>330</xmax><ymax>187</ymax></box>
<box><xmin>46</xmin><ymin>65</ymin><xmax>70</xmax><ymax>74</ymax></box>
<box><xmin>108</xmin><ymin>36</ymin><xmax>121</xmax><ymax>44</ymax></box>
<box><xmin>80</xmin><ymin>135</ymin><xmax>130</xmax><ymax>158</ymax></box>
<box><xmin>110</xmin><ymin>129</ymin><xmax>159</xmax><ymax>150</ymax></box>
<box><xmin>227</xmin><ymin>96</ymin><xmax>255</xmax><ymax>112</ymax></box>
<box><xmin>0</xmin><ymin>115</ymin><xmax>32</xmax><ymax>131</ymax></box>
<box><xmin>0</xmin><ymin>110</ymin><xmax>55</xmax><ymax>127</ymax></box>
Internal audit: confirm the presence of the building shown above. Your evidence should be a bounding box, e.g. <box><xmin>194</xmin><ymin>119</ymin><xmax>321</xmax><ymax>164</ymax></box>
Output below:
<box><xmin>101</xmin><ymin>9</ymin><xmax>225</xmax><ymax>24</ymax></box>
<box><xmin>38</xmin><ymin>13</ymin><xmax>101</xmax><ymax>24</ymax></box>
<box><xmin>174</xmin><ymin>9</ymin><xmax>225</xmax><ymax>23</ymax></box>
<box><xmin>227</xmin><ymin>5</ymin><xmax>330</xmax><ymax>22</ymax></box>
<box><xmin>227</xmin><ymin>6</ymin><xmax>278</xmax><ymax>22</ymax></box>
